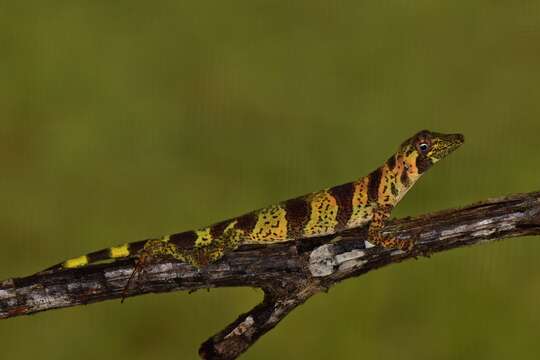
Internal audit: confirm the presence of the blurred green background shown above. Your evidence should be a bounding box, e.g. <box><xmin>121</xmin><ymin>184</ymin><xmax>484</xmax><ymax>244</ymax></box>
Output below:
<box><xmin>1</xmin><ymin>1</ymin><xmax>540</xmax><ymax>359</ymax></box>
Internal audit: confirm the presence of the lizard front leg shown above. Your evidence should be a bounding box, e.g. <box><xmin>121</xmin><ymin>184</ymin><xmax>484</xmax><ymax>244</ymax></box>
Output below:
<box><xmin>367</xmin><ymin>204</ymin><xmax>415</xmax><ymax>251</ymax></box>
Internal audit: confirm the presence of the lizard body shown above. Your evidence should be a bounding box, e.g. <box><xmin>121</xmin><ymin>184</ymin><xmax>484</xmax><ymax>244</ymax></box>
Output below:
<box><xmin>45</xmin><ymin>130</ymin><xmax>464</xmax><ymax>274</ymax></box>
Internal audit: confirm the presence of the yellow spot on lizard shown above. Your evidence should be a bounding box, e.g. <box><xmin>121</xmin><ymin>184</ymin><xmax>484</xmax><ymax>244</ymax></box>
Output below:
<box><xmin>250</xmin><ymin>205</ymin><xmax>288</xmax><ymax>242</ymax></box>
<box><xmin>304</xmin><ymin>190</ymin><xmax>338</xmax><ymax>236</ymax></box>
<box><xmin>64</xmin><ymin>255</ymin><xmax>89</xmax><ymax>268</ymax></box>
<box><xmin>347</xmin><ymin>178</ymin><xmax>372</xmax><ymax>228</ymax></box>
<box><xmin>110</xmin><ymin>244</ymin><xmax>130</xmax><ymax>258</ymax></box>
<box><xmin>194</xmin><ymin>228</ymin><xmax>213</xmax><ymax>247</ymax></box>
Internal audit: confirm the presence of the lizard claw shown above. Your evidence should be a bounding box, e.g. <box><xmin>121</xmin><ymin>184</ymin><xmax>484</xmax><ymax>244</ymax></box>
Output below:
<box><xmin>396</xmin><ymin>239</ymin><xmax>415</xmax><ymax>251</ymax></box>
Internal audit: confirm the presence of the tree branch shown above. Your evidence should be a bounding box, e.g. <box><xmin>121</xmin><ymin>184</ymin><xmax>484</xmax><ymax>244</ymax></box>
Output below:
<box><xmin>2</xmin><ymin>191</ymin><xmax>540</xmax><ymax>359</ymax></box>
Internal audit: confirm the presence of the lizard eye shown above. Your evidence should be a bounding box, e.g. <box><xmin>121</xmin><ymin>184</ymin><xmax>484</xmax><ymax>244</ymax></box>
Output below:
<box><xmin>418</xmin><ymin>143</ymin><xmax>429</xmax><ymax>153</ymax></box>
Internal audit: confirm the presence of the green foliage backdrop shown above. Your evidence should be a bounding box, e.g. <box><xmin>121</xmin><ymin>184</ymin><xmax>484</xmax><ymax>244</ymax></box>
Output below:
<box><xmin>1</xmin><ymin>1</ymin><xmax>540</xmax><ymax>359</ymax></box>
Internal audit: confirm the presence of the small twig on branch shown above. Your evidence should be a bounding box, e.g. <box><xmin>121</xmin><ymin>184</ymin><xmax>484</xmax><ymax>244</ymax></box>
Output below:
<box><xmin>1</xmin><ymin>191</ymin><xmax>540</xmax><ymax>359</ymax></box>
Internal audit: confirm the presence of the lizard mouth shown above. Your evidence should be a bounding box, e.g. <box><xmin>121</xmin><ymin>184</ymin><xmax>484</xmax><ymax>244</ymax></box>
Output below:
<box><xmin>446</xmin><ymin>133</ymin><xmax>465</xmax><ymax>151</ymax></box>
<box><xmin>431</xmin><ymin>133</ymin><xmax>465</xmax><ymax>161</ymax></box>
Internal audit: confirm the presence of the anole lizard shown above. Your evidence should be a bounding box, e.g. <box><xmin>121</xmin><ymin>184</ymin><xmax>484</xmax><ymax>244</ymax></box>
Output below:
<box><xmin>43</xmin><ymin>130</ymin><xmax>464</xmax><ymax>296</ymax></box>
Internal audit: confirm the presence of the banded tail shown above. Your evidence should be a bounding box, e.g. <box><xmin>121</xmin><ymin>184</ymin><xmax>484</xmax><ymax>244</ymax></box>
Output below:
<box><xmin>44</xmin><ymin>239</ymin><xmax>150</xmax><ymax>271</ymax></box>
<box><xmin>41</xmin><ymin>130</ymin><xmax>464</xmax><ymax>273</ymax></box>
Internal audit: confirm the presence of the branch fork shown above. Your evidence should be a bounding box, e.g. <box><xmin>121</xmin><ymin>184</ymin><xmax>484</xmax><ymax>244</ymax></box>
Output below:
<box><xmin>2</xmin><ymin>191</ymin><xmax>540</xmax><ymax>359</ymax></box>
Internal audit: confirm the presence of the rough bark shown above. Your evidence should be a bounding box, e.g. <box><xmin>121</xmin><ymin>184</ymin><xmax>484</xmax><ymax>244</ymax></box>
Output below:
<box><xmin>1</xmin><ymin>191</ymin><xmax>540</xmax><ymax>359</ymax></box>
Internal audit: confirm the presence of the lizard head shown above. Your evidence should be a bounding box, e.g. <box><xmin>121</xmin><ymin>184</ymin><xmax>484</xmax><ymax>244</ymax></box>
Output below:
<box><xmin>398</xmin><ymin>130</ymin><xmax>464</xmax><ymax>175</ymax></box>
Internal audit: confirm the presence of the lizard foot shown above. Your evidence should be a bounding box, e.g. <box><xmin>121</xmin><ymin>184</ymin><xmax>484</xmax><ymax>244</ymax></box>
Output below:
<box><xmin>370</xmin><ymin>236</ymin><xmax>416</xmax><ymax>252</ymax></box>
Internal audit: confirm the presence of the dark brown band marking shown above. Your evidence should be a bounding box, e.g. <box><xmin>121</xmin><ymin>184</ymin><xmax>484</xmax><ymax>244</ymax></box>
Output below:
<box><xmin>129</xmin><ymin>240</ymin><xmax>147</xmax><ymax>254</ymax></box>
<box><xmin>284</xmin><ymin>197</ymin><xmax>310</xmax><ymax>237</ymax></box>
<box><xmin>210</xmin><ymin>220</ymin><xmax>230</xmax><ymax>238</ymax></box>
<box><xmin>87</xmin><ymin>249</ymin><xmax>111</xmax><ymax>263</ymax></box>
<box><xmin>390</xmin><ymin>182</ymin><xmax>398</xmax><ymax>197</ymax></box>
<box><xmin>416</xmin><ymin>156</ymin><xmax>433</xmax><ymax>174</ymax></box>
<box><xmin>386</xmin><ymin>155</ymin><xmax>396</xmax><ymax>171</ymax></box>
<box><xmin>235</xmin><ymin>212</ymin><xmax>258</xmax><ymax>234</ymax></box>
<box><xmin>170</xmin><ymin>231</ymin><xmax>197</xmax><ymax>250</ymax></box>
<box><xmin>367</xmin><ymin>167</ymin><xmax>382</xmax><ymax>203</ymax></box>
<box><xmin>329</xmin><ymin>182</ymin><xmax>354</xmax><ymax>231</ymax></box>
<box><xmin>400</xmin><ymin>167</ymin><xmax>410</xmax><ymax>188</ymax></box>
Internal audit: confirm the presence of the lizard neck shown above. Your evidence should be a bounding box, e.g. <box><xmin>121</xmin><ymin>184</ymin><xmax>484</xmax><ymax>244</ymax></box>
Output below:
<box><xmin>377</xmin><ymin>153</ymin><xmax>423</xmax><ymax>207</ymax></box>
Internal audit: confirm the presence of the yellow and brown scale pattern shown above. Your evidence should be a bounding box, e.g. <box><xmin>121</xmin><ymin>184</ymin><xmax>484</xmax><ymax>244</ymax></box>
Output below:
<box><xmin>55</xmin><ymin>130</ymin><xmax>464</xmax><ymax>270</ymax></box>
<box><xmin>58</xmin><ymin>164</ymin><xmax>396</xmax><ymax>269</ymax></box>
<box><xmin>160</xmin><ymin>170</ymin><xmax>390</xmax><ymax>266</ymax></box>
<box><xmin>58</xmin><ymin>159</ymin><xmax>403</xmax><ymax>270</ymax></box>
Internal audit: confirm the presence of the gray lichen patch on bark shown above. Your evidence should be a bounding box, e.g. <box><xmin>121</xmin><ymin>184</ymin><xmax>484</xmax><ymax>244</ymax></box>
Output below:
<box><xmin>2</xmin><ymin>191</ymin><xmax>540</xmax><ymax>360</ymax></box>
<box><xmin>308</xmin><ymin>244</ymin><xmax>336</xmax><ymax>277</ymax></box>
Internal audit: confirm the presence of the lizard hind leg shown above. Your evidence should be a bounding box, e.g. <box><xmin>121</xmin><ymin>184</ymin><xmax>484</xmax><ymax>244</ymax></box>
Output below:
<box><xmin>121</xmin><ymin>227</ymin><xmax>245</xmax><ymax>302</ymax></box>
<box><xmin>121</xmin><ymin>238</ymin><xmax>188</xmax><ymax>302</ymax></box>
